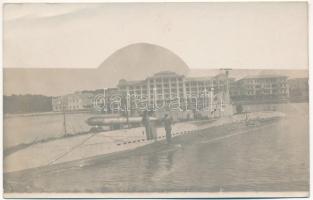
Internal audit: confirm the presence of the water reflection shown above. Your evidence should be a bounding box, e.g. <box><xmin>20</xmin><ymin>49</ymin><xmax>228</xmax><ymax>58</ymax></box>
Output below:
<box><xmin>4</xmin><ymin>103</ymin><xmax>309</xmax><ymax>193</ymax></box>
<box><xmin>166</xmin><ymin>151</ymin><xmax>174</xmax><ymax>171</ymax></box>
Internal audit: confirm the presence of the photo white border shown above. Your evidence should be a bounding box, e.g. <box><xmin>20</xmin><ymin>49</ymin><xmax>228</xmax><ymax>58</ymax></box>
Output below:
<box><xmin>0</xmin><ymin>0</ymin><xmax>311</xmax><ymax>199</ymax></box>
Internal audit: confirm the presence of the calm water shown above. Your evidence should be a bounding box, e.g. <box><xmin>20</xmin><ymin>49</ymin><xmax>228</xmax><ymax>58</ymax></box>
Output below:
<box><xmin>4</xmin><ymin>103</ymin><xmax>309</xmax><ymax>193</ymax></box>
<box><xmin>4</xmin><ymin>113</ymin><xmax>95</xmax><ymax>149</ymax></box>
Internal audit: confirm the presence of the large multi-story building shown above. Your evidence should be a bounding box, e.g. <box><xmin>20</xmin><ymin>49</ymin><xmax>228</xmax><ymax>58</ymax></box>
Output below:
<box><xmin>288</xmin><ymin>78</ymin><xmax>309</xmax><ymax>102</ymax></box>
<box><xmin>104</xmin><ymin>71</ymin><xmax>231</xmax><ymax>114</ymax></box>
<box><xmin>117</xmin><ymin>71</ymin><xmax>185</xmax><ymax>108</ymax></box>
<box><xmin>230</xmin><ymin>74</ymin><xmax>289</xmax><ymax>104</ymax></box>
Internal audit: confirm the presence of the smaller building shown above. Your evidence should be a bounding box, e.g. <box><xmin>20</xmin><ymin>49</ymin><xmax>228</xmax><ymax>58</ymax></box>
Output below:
<box><xmin>104</xmin><ymin>87</ymin><xmax>123</xmax><ymax>113</ymax></box>
<box><xmin>288</xmin><ymin>78</ymin><xmax>309</xmax><ymax>102</ymax></box>
<box><xmin>52</xmin><ymin>90</ymin><xmax>104</xmax><ymax>112</ymax></box>
<box><xmin>231</xmin><ymin>74</ymin><xmax>289</xmax><ymax>104</ymax></box>
<box><xmin>52</xmin><ymin>96</ymin><xmax>63</xmax><ymax>112</ymax></box>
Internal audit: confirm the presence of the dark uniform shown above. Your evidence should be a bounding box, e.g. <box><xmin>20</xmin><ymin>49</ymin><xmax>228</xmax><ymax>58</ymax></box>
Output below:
<box><xmin>163</xmin><ymin>115</ymin><xmax>173</xmax><ymax>144</ymax></box>
<box><xmin>142</xmin><ymin>111</ymin><xmax>156</xmax><ymax>140</ymax></box>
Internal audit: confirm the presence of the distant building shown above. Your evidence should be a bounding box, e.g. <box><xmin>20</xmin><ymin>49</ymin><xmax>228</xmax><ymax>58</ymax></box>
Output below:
<box><xmin>288</xmin><ymin>78</ymin><xmax>309</xmax><ymax>102</ymax></box>
<box><xmin>104</xmin><ymin>87</ymin><xmax>123</xmax><ymax>113</ymax></box>
<box><xmin>52</xmin><ymin>96</ymin><xmax>63</xmax><ymax>112</ymax></box>
<box><xmin>52</xmin><ymin>90</ymin><xmax>104</xmax><ymax>112</ymax></box>
<box><xmin>231</xmin><ymin>75</ymin><xmax>289</xmax><ymax>104</ymax></box>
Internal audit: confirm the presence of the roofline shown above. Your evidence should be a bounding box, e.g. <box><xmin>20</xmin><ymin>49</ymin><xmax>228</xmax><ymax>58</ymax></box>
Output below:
<box><xmin>238</xmin><ymin>75</ymin><xmax>288</xmax><ymax>81</ymax></box>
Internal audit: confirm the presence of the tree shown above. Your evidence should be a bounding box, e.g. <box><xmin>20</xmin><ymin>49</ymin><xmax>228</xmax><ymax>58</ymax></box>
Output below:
<box><xmin>4</xmin><ymin>95</ymin><xmax>52</xmax><ymax>114</ymax></box>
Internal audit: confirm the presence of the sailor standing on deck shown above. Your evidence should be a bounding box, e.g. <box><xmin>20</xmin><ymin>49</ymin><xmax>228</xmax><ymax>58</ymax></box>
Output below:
<box><xmin>142</xmin><ymin>111</ymin><xmax>153</xmax><ymax>140</ymax></box>
<box><xmin>163</xmin><ymin>114</ymin><xmax>173</xmax><ymax>144</ymax></box>
<box><xmin>149</xmin><ymin>111</ymin><xmax>157</xmax><ymax>141</ymax></box>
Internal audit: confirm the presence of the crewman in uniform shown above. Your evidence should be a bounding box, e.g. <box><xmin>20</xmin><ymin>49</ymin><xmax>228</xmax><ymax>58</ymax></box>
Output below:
<box><xmin>163</xmin><ymin>114</ymin><xmax>173</xmax><ymax>144</ymax></box>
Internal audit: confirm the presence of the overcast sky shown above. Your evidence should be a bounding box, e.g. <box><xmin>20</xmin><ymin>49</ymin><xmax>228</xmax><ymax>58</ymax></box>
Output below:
<box><xmin>4</xmin><ymin>2</ymin><xmax>308</xmax><ymax>70</ymax></box>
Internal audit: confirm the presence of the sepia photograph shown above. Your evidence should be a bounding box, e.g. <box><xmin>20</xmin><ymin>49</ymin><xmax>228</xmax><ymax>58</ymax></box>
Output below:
<box><xmin>2</xmin><ymin>2</ymin><xmax>309</xmax><ymax>198</ymax></box>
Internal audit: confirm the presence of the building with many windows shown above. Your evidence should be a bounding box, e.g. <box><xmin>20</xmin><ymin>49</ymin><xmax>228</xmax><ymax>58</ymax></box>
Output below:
<box><xmin>230</xmin><ymin>74</ymin><xmax>289</xmax><ymax>104</ymax></box>
<box><xmin>103</xmin><ymin>71</ymin><xmax>231</xmax><ymax>114</ymax></box>
<box><xmin>52</xmin><ymin>90</ymin><xmax>103</xmax><ymax>112</ymax></box>
<box><xmin>288</xmin><ymin>78</ymin><xmax>309</xmax><ymax>102</ymax></box>
<box><xmin>117</xmin><ymin>71</ymin><xmax>185</xmax><ymax>108</ymax></box>
<box><xmin>103</xmin><ymin>87</ymin><xmax>123</xmax><ymax>113</ymax></box>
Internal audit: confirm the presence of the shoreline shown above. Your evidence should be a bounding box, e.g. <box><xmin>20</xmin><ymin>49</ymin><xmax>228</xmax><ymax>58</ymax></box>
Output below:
<box><xmin>4</xmin><ymin>110</ymin><xmax>94</xmax><ymax>118</ymax></box>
